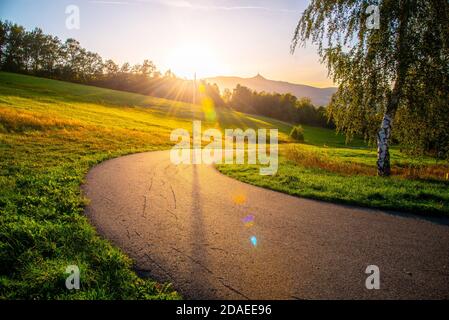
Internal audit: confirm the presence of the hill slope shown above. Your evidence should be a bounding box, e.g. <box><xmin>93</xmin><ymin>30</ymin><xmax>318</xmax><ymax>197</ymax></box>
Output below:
<box><xmin>205</xmin><ymin>74</ymin><xmax>337</xmax><ymax>106</ymax></box>
<box><xmin>0</xmin><ymin>72</ymin><xmax>294</xmax><ymax>299</ymax></box>
<box><xmin>1</xmin><ymin>72</ymin><xmax>447</xmax><ymax>301</ymax></box>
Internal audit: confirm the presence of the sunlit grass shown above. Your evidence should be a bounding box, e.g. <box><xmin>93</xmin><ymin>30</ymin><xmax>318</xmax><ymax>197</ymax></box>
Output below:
<box><xmin>0</xmin><ymin>72</ymin><xmax>295</xmax><ymax>299</ymax></box>
<box><xmin>218</xmin><ymin>142</ymin><xmax>449</xmax><ymax>215</ymax></box>
<box><xmin>1</xmin><ymin>71</ymin><xmax>448</xmax><ymax>300</ymax></box>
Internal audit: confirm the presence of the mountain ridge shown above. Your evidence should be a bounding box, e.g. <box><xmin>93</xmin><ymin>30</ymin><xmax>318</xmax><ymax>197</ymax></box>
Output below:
<box><xmin>205</xmin><ymin>74</ymin><xmax>337</xmax><ymax>106</ymax></box>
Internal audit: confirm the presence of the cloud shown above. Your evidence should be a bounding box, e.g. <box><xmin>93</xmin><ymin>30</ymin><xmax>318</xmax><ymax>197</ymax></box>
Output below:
<box><xmin>159</xmin><ymin>0</ymin><xmax>193</xmax><ymax>8</ymax></box>
<box><xmin>90</xmin><ymin>1</ymin><xmax>132</xmax><ymax>5</ymax></box>
<box><xmin>138</xmin><ymin>0</ymin><xmax>296</xmax><ymax>12</ymax></box>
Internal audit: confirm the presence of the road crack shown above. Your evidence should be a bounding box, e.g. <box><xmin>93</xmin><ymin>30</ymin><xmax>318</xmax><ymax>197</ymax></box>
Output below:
<box><xmin>218</xmin><ymin>280</ymin><xmax>250</xmax><ymax>300</ymax></box>
<box><xmin>142</xmin><ymin>195</ymin><xmax>147</xmax><ymax>217</ymax></box>
<box><xmin>143</xmin><ymin>253</ymin><xmax>173</xmax><ymax>279</ymax></box>
<box><xmin>169</xmin><ymin>185</ymin><xmax>177</xmax><ymax>209</ymax></box>
<box><xmin>170</xmin><ymin>246</ymin><xmax>213</xmax><ymax>275</ymax></box>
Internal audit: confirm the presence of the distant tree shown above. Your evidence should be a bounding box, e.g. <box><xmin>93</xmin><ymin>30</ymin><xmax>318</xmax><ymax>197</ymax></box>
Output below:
<box><xmin>3</xmin><ymin>23</ymin><xmax>26</xmax><ymax>72</ymax></box>
<box><xmin>296</xmin><ymin>98</ymin><xmax>317</xmax><ymax>124</ymax></box>
<box><xmin>164</xmin><ymin>69</ymin><xmax>176</xmax><ymax>78</ymax></box>
<box><xmin>131</xmin><ymin>64</ymin><xmax>142</xmax><ymax>75</ymax></box>
<box><xmin>26</xmin><ymin>28</ymin><xmax>45</xmax><ymax>73</ymax></box>
<box><xmin>280</xmin><ymin>93</ymin><xmax>298</xmax><ymax>122</ymax></box>
<box><xmin>82</xmin><ymin>51</ymin><xmax>103</xmax><ymax>81</ymax></box>
<box><xmin>103</xmin><ymin>59</ymin><xmax>119</xmax><ymax>76</ymax></box>
<box><xmin>317</xmin><ymin>106</ymin><xmax>334</xmax><ymax>129</ymax></box>
<box><xmin>292</xmin><ymin>0</ymin><xmax>449</xmax><ymax>175</ymax></box>
<box><xmin>120</xmin><ymin>62</ymin><xmax>131</xmax><ymax>74</ymax></box>
<box><xmin>227</xmin><ymin>84</ymin><xmax>332</xmax><ymax>128</ymax></box>
<box><xmin>222</xmin><ymin>88</ymin><xmax>232</xmax><ymax>104</ymax></box>
<box><xmin>61</xmin><ymin>38</ymin><xmax>84</xmax><ymax>80</ymax></box>
<box><xmin>41</xmin><ymin>35</ymin><xmax>62</xmax><ymax>76</ymax></box>
<box><xmin>140</xmin><ymin>59</ymin><xmax>157</xmax><ymax>77</ymax></box>
<box><xmin>0</xmin><ymin>21</ymin><xmax>9</xmax><ymax>66</ymax></box>
<box><xmin>200</xmin><ymin>82</ymin><xmax>225</xmax><ymax>107</ymax></box>
<box><xmin>231</xmin><ymin>84</ymin><xmax>255</xmax><ymax>113</ymax></box>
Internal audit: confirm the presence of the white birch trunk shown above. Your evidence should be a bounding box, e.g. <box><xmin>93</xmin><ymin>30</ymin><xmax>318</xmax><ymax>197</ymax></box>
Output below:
<box><xmin>377</xmin><ymin>114</ymin><xmax>392</xmax><ymax>176</ymax></box>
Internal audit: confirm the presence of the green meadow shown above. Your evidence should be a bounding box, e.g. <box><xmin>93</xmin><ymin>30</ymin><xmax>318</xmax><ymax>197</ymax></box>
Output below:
<box><xmin>0</xmin><ymin>72</ymin><xmax>289</xmax><ymax>299</ymax></box>
<box><xmin>0</xmin><ymin>72</ymin><xmax>448</xmax><ymax>299</ymax></box>
<box><xmin>219</xmin><ymin>127</ymin><xmax>449</xmax><ymax>216</ymax></box>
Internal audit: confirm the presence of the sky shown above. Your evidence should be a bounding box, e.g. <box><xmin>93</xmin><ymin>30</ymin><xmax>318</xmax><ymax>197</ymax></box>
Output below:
<box><xmin>0</xmin><ymin>0</ymin><xmax>334</xmax><ymax>87</ymax></box>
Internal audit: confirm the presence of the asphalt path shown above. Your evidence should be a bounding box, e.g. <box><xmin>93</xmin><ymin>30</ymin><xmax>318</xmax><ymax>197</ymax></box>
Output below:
<box><xmin>83</xmin><ymin>150</ymin><xmax>449</xmax><ymax>299</ymax></box>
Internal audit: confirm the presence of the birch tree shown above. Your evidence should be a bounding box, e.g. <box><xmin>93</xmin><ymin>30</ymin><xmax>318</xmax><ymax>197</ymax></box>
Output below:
<box><xmin>292</xmin><ymin>0</ymin><xmax>449</xmax><ymax>176</ymax></box>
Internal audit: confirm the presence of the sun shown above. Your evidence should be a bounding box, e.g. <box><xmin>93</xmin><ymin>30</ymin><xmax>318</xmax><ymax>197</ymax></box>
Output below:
<box><xmin>166</xmin><ymin>43</ymin><xmax>226</xmax><ymax>79</ymax></box>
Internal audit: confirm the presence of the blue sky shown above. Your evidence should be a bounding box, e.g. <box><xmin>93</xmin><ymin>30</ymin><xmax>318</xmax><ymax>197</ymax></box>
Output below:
<box><xmin>0</xmin><ymin>0</ymin><xmax>333</xmax><ymax>87</ymax></box>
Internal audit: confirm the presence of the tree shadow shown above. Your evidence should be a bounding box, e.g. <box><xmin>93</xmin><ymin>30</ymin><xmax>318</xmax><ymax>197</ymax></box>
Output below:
<box><xmin>185</xmin><ymin>163</ymin><xmax>218</xmax><ymax>299</ymax></box>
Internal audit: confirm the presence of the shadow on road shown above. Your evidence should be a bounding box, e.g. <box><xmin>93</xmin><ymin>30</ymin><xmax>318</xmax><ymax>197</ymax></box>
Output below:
<box><xmin>185</xmin><ymin>164</ymin><xmax>217</xmax><ymax>299</ymax></box>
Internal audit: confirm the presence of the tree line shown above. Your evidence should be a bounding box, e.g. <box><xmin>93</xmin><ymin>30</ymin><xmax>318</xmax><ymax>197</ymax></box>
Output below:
<box><xmin>225</xmin><ymin>84</ymin><xmax>334</xmax><ymax>129</ymax></box>
<box><xmin>0</xmin><ymin>20</ymin><xmax>223</xmax><ymax>105</ymax></box>
<box><xmin>0</xmin><ymin>20</ymin><xmax>334</xmax><ymax>129</ymax></box>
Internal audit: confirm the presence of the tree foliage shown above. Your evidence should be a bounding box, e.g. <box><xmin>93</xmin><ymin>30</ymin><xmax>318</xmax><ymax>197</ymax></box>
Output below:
<box><xmin>0</xmin><ymin>20</ymin><xmax>224</xmax><ymax>106</ymax></box>
<box><xmin>290</xmin><ymin>125</ymin><xmax>305</xmax><ymax>142</ymax></box>
<box><xmin>292</xmin><ymin>0</ymin><xmax>449</xmax><ymax>159</ymax></box>
<box><xmin>228</xmin><ymin>84</ymin><xmax>333</xmax><ymax>128</ymax></box>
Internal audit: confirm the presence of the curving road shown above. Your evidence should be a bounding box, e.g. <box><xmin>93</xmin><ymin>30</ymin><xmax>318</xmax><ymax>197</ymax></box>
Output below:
<box><xmin>83</xmin><ymin>151</ymin><xmax>449</xmax><ymax>299</ymax></box>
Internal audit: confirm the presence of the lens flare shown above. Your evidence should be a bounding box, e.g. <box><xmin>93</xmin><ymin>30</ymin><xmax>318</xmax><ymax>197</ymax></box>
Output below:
<box><xmin>201</xmin><ymin>96</ymin><xmax>216</xmax><ymax>122</ymax></box>
<box><xmin>233</xmin><ymin>194</ymin><xmax>246</xmax><ymax>205</ymax></box>
<box><xmin>243</xmin><ymin>215</ymin><xmax>255</xmax><ymax>228</ymax></box>
<box><xmin>250</xmin><ymin>236</ymin><xmax>257</xmax><ymax>247</ymax></box>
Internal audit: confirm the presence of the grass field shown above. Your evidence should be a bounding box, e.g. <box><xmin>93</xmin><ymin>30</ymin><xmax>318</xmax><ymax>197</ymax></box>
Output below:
<box><xmin>218</xmin><ymin>130</ymin><xmax>449</xmax><ymax>215</ymax></box>
<box><xmin>0</xmin><ymin>72</ymin><xmax>448</xmax><ymax>299</ymax></box>
<box><xmin>0</xmin><ymin>72</ymin><xmax>292</xmax><ymax>299</ymax></box>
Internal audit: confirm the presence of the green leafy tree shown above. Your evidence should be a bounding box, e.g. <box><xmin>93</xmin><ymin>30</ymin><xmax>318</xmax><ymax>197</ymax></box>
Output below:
<box><xmin>231</xmin><ymin>84</ymin><xmax>255</xmax><ymax>113</ymax></box>
<box><xmin>3</xmin><ymin>23</ymin><xmax>26</xmax><ymax>72</ymax></box>
<box><xmin>82</xmin><ymin>51</ymin><xmax>103</xmax><ymax>81</ymax></box>
<box><xmin>38</xmin><ymin>34</ymin><xmax>63</xmax><ymax>77</ymax></box>
<box><xmin>27</xmin><ymin>28</ymin><xmax>46</xmax><ymax>73</ymax></box>
<box><xmin>0</xmin><ymin>21</ymin><xmax>9</xmax><ymax>66</ymax></box>
<box><xmin>104</xmin><ymin>59</ymin><xmax>119</xmax><ymax>75</ymax></box>
<box><xmin>292</xmin><ymin>0</ymin><xmax>449</xmax><ymax>176</ymax></box>
<box><xmin>61</xmin><ymin>38</ymin><xmax>83</xmax><ymax>80</ymax></box>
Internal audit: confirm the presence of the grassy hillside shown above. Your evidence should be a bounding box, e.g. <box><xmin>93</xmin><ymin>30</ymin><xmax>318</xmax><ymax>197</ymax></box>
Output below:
<box><xmin>218</xmin><ymin>130</ymin><xmax>449</xmax><ymax>215</ymax></box>
<box><xmin>0</xmin><ymin>72</ymin><xmax>292</xmax><ymax>299</ymax></box>
<box><xmin>1</xmin><ymin>72</ymin><xmax>448</xmax><ymax>299</ymax></box>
